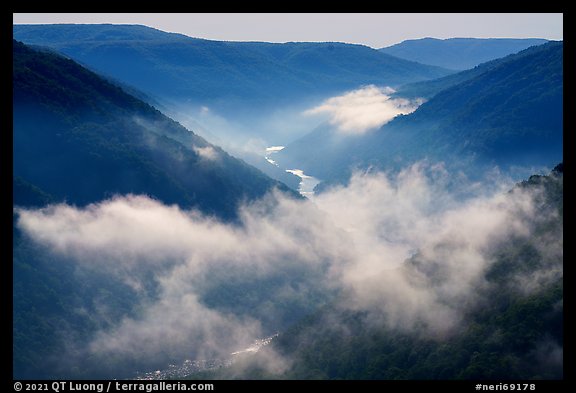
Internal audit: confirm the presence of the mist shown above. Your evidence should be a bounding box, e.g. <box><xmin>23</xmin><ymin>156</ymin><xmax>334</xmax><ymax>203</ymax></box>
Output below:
<box><xmin>157</xmin><ymin>85</ymin><xmax>424</xmax><ymax>162</ymax></box>
<box><xmin>304</xmin><ymin>85</ymin><xmax>424</xmax><ymax>135</ymax></box>
<box><xmin>14</xmin><ymin>161</ymin><xmax>561</xmax><ymax>377</ymax></box>
<box><xmin>164</xmin><ymin>100</ymin><xmax>329</xmax><ymax>154</ymax></box>
<box><xmin>151</xmin><ymin>86</ymin><xmax>428</xmax><ymax>198</ymax></box>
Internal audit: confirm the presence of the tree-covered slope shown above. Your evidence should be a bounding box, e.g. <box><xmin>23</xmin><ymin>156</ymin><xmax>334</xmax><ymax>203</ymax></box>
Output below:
<box><xmin>392</xmin><ymin>40</ymin><xmax>561</xmax><ymax>101</ymax></box>
<box><xmin>279</xmin><ymin>166</ymin><xmax>563</xmax><ymax>380</ymax></box>
<box><xmin>369</xmin><ymin>41</ymin><xmax>563</xmax><ymax>171</ymax></box>
<box><xmin>276</xmin><ymin>41</ymin><xmax>562</xmax><ymax>186</ymax></box>
<box><xmin>13</xmin><ymin>39</ymin><xmax>295</xmax><ymax>219</ymax></box>
<box><xmin>13</xmin><ymin>39</ymin><xmax>309</xmax><ymax>379</ymax></box>
<box><xmin>191</xmin><ymin>164</ymin><xmax>563</xmax><ymax>380</ymax></box>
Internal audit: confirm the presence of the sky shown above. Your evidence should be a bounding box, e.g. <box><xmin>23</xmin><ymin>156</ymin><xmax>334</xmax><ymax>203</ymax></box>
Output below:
<box><xmin>12</xmin><ymin>13</ymin><xmax>563</xmax><ymax>48</ymax></box>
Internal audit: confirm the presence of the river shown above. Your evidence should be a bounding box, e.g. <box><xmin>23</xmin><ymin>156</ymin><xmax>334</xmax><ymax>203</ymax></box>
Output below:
<box><xmin>265</xmin><ymin>146</ymin><xmax>321</xmax><ymax>198</ymax></box>
<box><xmin>134</xmin><ymin>334</ymin><xmax>278</xmax><ymax>380</ymax></box>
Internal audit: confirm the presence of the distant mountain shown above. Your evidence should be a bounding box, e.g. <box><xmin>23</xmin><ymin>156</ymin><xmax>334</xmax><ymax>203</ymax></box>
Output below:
<box><xmin>275</xmin><ymin>41</ymin><xmax>563</xmax><ymax>188</ymax></box>
<box><xmin>379</xmin><ymin>37</ymin><xmax>549</xmax><ymax>70</ymax></box>
<box><xmin>13</xmin><ymin>39</ymin><xmax>295</xmax><ymax>219</ymax></box>
<box><xmin>12</xmin><ymin>24</ymin><xmax>455</xmax><ymax>114</ymax></box>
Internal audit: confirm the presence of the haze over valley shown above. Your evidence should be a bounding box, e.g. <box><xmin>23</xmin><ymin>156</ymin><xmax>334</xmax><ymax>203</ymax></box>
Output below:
<box><xmin>12</xmin><ymin>15</ymin><xmax>563</xmax><ymax>381</ymax></box>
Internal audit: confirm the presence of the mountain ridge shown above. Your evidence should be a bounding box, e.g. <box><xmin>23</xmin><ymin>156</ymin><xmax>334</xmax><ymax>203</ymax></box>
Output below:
<box><xmin>275</xmin><ymin>41</ymin><xmax>563</xmax><ymax>188</ymax></box>
<box><xmin>379</xmin><ymin>37</ymin><xmax>550</xmax><ymax>70</ymax></box>
<box><xmin>13</xmin><ymin>39</ymin><xmax>297</xmax><ymax>219</ymax></box>
<box><xmin>11</xmin><ymin>28</ymin><xmax>564</xmax><ymax>381</ymax></box>
<box><xmin>13</xmin><ymin>24</ymin><xmax>455</xmax><ymax>111</ymax></box>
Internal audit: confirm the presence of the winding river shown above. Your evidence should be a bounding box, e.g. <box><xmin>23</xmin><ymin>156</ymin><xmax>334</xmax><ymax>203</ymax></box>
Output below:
<box><xmin>265</xmin><ymin>146</ymin><xmax>321</xmax><ymax>198</ymax></box>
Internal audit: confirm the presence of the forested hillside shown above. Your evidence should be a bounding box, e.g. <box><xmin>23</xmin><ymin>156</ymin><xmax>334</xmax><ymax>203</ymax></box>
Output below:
<box><xmin>13</xmin><ymin>39</ymin><xmax>295</xmax><ymax>220</ymax></box>
<box><xmin>276</xmin><ymin>41</ymin><xmax>563</xmax><ymax>188</ymax></box>
<box><xmin>13</xmin><ymin>24</ymin><xmax>454</xmax><ymax>113</ymax></box>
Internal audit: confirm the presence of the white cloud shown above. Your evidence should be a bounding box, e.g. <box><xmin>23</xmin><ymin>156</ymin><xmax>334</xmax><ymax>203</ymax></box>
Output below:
<box><xmin>14</xmin><ymin>192</ymin><xmax>338</xmax><ymax>371</ymax></box>
<box><xmin>14</xmin><ymin>162</ymin><xmax>561</xmax><ymax>373</ymax></box>
<box><xmin>193</xmin><ymin>145</ymin><xmax>219</xmax><ymax>161</ymax></box>
<box><xmin>304</xmin><ymin>85</ymin><xmax>424</xmax><ymax>135</ymax></box>
<box><xmin>309</xmin><ymin>164</ymin><xmax>546</xmax><ymax>334</ymax></box>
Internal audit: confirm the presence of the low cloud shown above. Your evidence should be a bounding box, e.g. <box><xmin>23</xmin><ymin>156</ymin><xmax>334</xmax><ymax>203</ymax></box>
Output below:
<box><xmin>311</xmin><ymin>164</ymin><xmax>547</xmax><ymax>334</ymax></box>
<box><xmin>15</xmin><ymin>162</ymin><xmax>561</xmax><ymax>376</ymax></box>
<box><xmin>88</xmin><ymin>291</ymin><xmax>263</xmax><ymax>363</ymax></box>
<box><xmin>15</xmin><ymin>192</ymin><xmax>339</xmax><ymax>373</ymax></box>
<box><xmin>193</xmin><ymin>145</ymin><xmax>219</xmax><ymax>161</ymax></box>
<box><xmin>304</xmin><ymin>85</ymin><xmax>424</xmax><ymax>135</ymax></box>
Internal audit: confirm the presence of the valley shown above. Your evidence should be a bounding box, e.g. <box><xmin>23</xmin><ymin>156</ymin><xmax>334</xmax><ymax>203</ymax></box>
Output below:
<box><xmin>265</xmin><ymin>146</ymin><xmax>321</xmax><ymax>197</ymax></box>
<box><xmin>11</xmin><ymin>17</ymin><xmax>563</xmax><ymax>382</ymax></box>
<box><xmin>135</xmin><ymin>335</ymin><xmax>278</xmax><ymax>380</ymax></box>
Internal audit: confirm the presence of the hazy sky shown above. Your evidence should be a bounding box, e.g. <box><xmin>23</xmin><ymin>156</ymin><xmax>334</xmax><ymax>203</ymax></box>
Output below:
<box><xmin>12</xmin><ymin>13</ymin><xmax>563</xmax><ymax>48</ymax></box>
